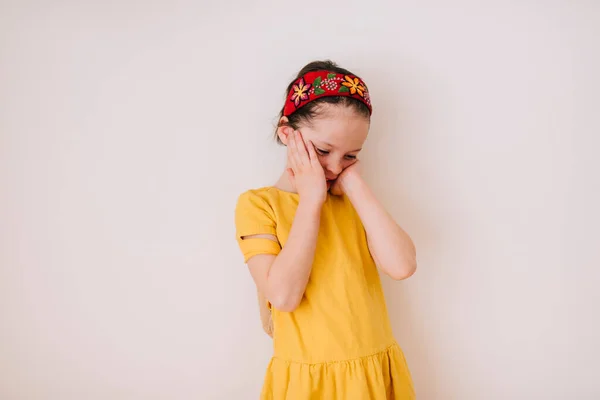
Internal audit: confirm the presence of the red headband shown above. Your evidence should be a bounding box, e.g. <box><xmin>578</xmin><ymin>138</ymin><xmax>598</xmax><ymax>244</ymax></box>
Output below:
<box><xmin>283</xmin><ymin>70</ymin><xmax>372</xmax><ymax>117</ymax></box>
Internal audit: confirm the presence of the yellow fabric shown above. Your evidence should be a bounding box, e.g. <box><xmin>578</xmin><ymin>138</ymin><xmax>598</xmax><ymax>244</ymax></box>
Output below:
<box><xmin>235</xmin><ymin>187</ymin><xmax>415</xmax><ymax>399</ymax></box>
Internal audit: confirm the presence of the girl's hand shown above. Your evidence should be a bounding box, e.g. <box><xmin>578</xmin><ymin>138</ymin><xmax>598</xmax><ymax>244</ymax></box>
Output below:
<box><xmin>287</xmin><ymin>131</ymin><xmax>327</xmax><ymax>206</ymax></box>
<box><xmin>330</xmin><ymin>160</ymin><xmax>362</xmax><ymax>196</ymax></box>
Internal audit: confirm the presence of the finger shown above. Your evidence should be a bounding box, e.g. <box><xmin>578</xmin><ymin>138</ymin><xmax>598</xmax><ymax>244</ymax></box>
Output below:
<box><xmin>306</xmin><ymin>140</ymin><xmax>319</xmax><ymax>164</ymax></box>
<box><xmin>286</xmin><ymin>168</ymin><xmax>295</xmax><ymax>184</ymax></box>
<box><xmin>287</xmin><ymin>144</ymin><xmax>295</xmax><ymax>172</ymax></box>
<box><xmin>288</xmin><ymin>131</ymin><xmax>299</xmax><ymax>170</ymax></box>
<box><xmin>291</xmin><ymin>131</ymin><xmax>307</xmax><ymax>169</ymax></box>
<box><xmin>295</xmin><ymin>131</ymin><xmax>310</xmax><ymax>165</ymax></box>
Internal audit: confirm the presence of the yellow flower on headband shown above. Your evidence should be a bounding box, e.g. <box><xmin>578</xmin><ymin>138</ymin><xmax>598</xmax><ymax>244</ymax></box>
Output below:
<box><xmin>342</xmin><ymin>75</ymin><xmax>366</xmax><ymax>97</ymax></box>
<box><xmin>290</xmin><ymin>78</ymin><xmax>312</xmax><ymax>107</ymax></box>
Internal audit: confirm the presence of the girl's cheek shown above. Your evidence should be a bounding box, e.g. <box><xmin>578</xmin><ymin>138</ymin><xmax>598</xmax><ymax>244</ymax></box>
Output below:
<box><xmin>316</xmin><ymin>154</ymin><xmax>327</xmax><ymax>166</ymax></box>
<box><xmin>343</xmin><ymin>159</ymin><xmax>356</xmax><ymax>168</ymax></box>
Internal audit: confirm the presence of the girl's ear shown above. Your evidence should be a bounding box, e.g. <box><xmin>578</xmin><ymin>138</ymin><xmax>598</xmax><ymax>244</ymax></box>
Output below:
<box><xmin>277</xmin><ymin>117</ymin><xmax>293</xmax><ymax>145</ymax></box>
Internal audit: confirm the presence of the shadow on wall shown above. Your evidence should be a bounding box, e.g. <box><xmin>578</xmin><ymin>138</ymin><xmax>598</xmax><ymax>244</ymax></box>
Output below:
<box><xmin>361</xmin><ymin>57</ymin><xmax>447</xmax><ymax>399</ymax></box>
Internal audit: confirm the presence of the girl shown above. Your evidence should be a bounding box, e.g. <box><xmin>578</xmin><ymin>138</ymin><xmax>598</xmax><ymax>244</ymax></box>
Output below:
<box><xmin>235</xmin><ymin>60</ymin><xmax>417</xmax><ymax>399</ymax></box>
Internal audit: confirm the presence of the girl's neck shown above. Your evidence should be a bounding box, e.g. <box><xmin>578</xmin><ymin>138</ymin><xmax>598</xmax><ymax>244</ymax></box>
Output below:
<box><xmin>274</xmin><ymin>169</ymin><xmax>297</xmax><ymax>194</ymax></box>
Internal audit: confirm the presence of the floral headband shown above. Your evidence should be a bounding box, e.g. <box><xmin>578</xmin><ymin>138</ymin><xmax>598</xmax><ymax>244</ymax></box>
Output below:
<box><xmin>283</xmin><ymin>70</ymin><xmax>372</xmax><ymax>117</ymax></box>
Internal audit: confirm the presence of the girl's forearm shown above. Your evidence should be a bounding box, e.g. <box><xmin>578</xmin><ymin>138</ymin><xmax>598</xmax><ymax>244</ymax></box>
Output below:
<box><xmin>266</xmin><ymin>201</ymin><xmax>321</xmax><ymax>311</ymax></box>
<box><xmin>257</xmin><ymin>291</ymin><xmax>273</xmax><ymax>337</ymax></box>
<box><xmin>344</xmin><ymin>178</ymin><xmax>416</xmax><ymax>280</ymax></box>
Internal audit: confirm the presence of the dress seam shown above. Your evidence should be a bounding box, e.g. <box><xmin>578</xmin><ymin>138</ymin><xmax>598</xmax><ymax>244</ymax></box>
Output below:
<box><xmin>271</xmin><ymin>341</ymin><xmax>398</xmax><ymax>366</ymax></box>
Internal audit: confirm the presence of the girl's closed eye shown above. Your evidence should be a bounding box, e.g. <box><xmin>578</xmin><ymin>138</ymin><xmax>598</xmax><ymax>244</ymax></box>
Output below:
<box><xmin>316</xmin><ymin>147</ymin><xmax>357</xmax><ymax>160</ymax></box>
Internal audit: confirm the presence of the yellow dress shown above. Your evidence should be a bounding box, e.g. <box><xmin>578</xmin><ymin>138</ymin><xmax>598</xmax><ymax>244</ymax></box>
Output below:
<box><xmin>235</xmin><ymin>187</ymin><xmax>415</xmax><ymax>399</ymax></box>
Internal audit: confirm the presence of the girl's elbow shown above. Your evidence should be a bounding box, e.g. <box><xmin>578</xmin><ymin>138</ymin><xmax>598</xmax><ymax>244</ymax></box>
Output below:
<box><xmin>269</xmin><ymin>292</ymin><xmax>302</xmax><ymax>312</ymax></box>
<box><xmin>387</xmin><ymin>259</ymin><xmax>417</xmax><ymax>280</ymax></box>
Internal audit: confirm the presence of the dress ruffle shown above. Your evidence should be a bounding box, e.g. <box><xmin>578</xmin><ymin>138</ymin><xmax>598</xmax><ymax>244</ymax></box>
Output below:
<box><xmin>261</xmin><ymin>343</ymin><xmax>415</xmax><ymax>400</ymax></box>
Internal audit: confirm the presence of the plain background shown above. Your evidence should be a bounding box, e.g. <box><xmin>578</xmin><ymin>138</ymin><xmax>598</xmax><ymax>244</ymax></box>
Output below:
<box><xmin>1</xmin><ymin>1</ymin><xmax>599</xmax><ymax>399</ymax></box>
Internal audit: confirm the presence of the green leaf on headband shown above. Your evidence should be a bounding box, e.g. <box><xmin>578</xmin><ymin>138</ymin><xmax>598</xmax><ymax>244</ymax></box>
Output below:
<box><xmin>339</xmin><ymin>86</ymin><xmax>350</xmax><ymax>93</ymax></box>
<box><xmin>327</xmin><ymin>73</ymin><xmax>336</xmax><ymax>79</ymax></box>
<box><xmin>314</xmin><ymin>88</ymin><xmax>325</xmax><ymax>95</ymax></box>
<box><xmin>313</xmin><ymin>77</ymin><xmax>322</xmax><ymax>87</ymax></box>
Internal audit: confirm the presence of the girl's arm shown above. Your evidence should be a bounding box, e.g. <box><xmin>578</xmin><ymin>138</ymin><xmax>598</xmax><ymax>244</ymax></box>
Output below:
<box><xmin>257</xmin><ymin>290</ymin><xmax>273</xmax><ymax>337</ymax></box>
<box><xmin>340</xmin><ymin>164</ymin><xmax>417</xmax><ymax>280</ymax></box>
<box><xmin>244</xmin><ymin>131</ymin><xmax>326</xmax><ymax>312</ymax></box>
<box><xmin>243</xmin><ymin>200</ymin><xmax>321</xmax><ymax>312</ymax></box>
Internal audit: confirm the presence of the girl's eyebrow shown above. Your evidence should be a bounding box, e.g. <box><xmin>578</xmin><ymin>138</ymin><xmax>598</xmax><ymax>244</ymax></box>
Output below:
<box><xmin>320</xmin><ymin>141</ymin><xmax>362</xmax><ymax>153</ymax></box>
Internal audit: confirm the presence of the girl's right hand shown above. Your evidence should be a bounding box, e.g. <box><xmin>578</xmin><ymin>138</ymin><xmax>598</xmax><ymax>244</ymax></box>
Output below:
<box><xmin>287</xmin><ymin>131</ymin><xmax>327</xmax><ymax>206</ymax></box>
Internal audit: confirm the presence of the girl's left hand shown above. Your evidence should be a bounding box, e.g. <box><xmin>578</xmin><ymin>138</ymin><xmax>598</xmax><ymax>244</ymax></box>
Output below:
<box><xmin>330</xmin><ymin>160</ymin><xmax>362</xmax><ymax>196</ymax></box>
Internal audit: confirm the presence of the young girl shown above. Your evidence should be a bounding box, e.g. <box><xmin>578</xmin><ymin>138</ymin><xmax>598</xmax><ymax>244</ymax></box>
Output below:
<box><xmin>235</xmin><ymin>60</ymin><xmax>417</xmax><ymax>399</ymax></box>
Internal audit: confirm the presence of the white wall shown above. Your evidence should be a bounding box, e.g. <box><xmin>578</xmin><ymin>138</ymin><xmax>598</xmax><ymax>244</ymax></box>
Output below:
<box><xmin>1</xmin><ymin>1</ymin><xmax>599</xmax><ymax>399</ymax></box>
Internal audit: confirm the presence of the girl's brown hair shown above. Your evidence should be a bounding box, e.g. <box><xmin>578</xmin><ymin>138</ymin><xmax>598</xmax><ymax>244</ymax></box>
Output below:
<box><xmin>275</xmin><ymin>60</ymin><xmax>371</xmax><ymax>144</ymax></box>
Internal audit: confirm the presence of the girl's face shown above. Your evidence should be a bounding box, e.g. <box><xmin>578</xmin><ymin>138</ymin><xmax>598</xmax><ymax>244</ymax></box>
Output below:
<box><xmin>281</xmin><ymin>105</ymin><xmax>370</xmax><ymax>183</ymax></box>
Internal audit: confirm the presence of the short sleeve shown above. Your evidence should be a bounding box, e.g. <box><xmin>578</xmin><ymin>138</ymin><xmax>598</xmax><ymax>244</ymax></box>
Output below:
<box><xmin>235</xmin><ymin>191</ymin><xmax>281</xmax><ymax>262</ymax></box>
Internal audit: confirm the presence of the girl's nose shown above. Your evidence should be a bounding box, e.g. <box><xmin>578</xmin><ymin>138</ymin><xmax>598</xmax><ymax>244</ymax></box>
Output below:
<box><xmin>326</xmin><ymin>162</ymin><xmax>343</xmax><ymax>177</ymax></box>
